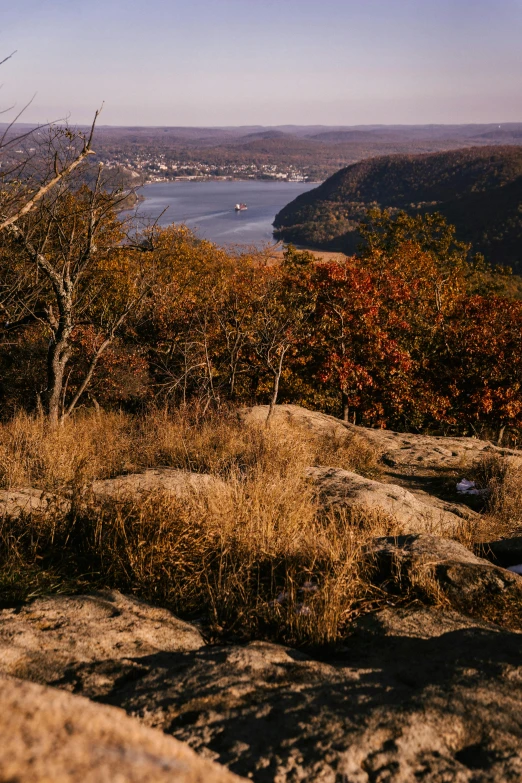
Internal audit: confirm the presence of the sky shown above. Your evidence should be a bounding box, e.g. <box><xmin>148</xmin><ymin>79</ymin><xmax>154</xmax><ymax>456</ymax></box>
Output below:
<box><xmin>2</xmin><ymin>0</ymin><xmax>522</xmax><ymax>126</ymax></box>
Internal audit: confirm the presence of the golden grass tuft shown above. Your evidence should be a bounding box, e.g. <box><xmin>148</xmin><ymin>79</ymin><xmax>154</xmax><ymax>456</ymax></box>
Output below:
<box><xmin>0</xmin><ymin>410</ymin><xmax>134</xmax><ymax>491</ymax></box>
<box><xmin>471</xmin><ymin>453</ymin><xmax>522</xmax><ymax>541</ymax></box>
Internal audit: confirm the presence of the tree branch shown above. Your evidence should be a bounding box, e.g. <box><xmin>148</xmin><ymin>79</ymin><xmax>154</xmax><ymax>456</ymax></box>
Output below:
<box><xmin>0</xmin><ymin>107</ymin><xmax>102</xmax><ymax>233</ymax></box>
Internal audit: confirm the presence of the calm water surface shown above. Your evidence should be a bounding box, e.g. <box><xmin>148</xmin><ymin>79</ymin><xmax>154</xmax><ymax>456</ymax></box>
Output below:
<box><xmin>137</xmin><ymin>180</ymin><xmax>315</xmax><ymax>247</ymax></box>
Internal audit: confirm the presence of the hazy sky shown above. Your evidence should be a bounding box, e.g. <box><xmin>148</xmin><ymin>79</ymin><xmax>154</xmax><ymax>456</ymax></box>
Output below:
<box><xmin>2</xmin><ymin>0</ymin><xmax>522</xmax><ymax>126</ymax></box>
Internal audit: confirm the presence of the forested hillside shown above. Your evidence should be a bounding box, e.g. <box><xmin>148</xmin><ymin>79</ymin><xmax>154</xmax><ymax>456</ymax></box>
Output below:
<box><xmin>273</xmin><ymin>146</ymin><xmax>522</xmax><ymax>271</ymax></box>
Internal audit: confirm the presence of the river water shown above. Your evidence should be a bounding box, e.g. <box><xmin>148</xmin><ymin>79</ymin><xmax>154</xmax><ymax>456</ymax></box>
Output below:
<box><xmin>135</xmin><ymin>180</ymin><xmax>315</xmax><ymax>247</ymax></box>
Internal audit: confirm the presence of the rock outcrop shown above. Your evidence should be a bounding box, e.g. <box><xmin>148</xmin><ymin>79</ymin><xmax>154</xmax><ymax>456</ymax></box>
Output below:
<box><xmin>3</xmin><ymin>405</ymin><xmax>522</xmax><ymax>781</ymax></box>
<box><xmin>1</xmin><ymin>676</ymin><xmax>243</xmax><ymax>783</ymax></box>
<box><xmin>2</xmin><ymin>591</ymin><xmax>522</xmax><ymax>782</ymax></box>
<box><xmin>242</xmin><ymin>403</ymin><xmax>518</xmax><ymax>472</ymax></box>
<box><xmin>307</xmin><ymin>466</ymin><xmax>476</xmax><ymax>536</ymax></box>
<box><xmin>367</xmin><ymin>533</ymin><xmax>522</xmax><ymax>628</ymax></box>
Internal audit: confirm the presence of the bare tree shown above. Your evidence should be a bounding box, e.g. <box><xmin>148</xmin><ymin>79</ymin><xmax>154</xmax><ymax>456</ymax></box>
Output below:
<box><xmin>0</xmin><ymin>55</ymin><xmax>157</xmax><ymax>423</ymax></box>
<box><xmin>1</xmin><ymin>171</ymin><xmax>152</xmax><ymax>425</ymax></box>
<box><xmin>249</xmin><ymin>269</ymin><xmax>310</xmax><ymax>424</ymax></box>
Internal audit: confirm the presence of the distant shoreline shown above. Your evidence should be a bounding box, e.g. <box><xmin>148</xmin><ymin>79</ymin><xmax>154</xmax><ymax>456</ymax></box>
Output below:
<box><xmin>143</xmin><ymin>177</ymin><xmax>321</xmax><ymax>185</ymax></box>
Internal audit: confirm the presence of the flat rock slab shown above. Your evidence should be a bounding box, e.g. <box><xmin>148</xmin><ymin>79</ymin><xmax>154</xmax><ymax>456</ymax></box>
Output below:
<box><xmin>306</xmin><ymin>465</ymin><xmax>476</xmax><ymax>536</ymax></box>
<box><xmin>0</xmin><ymin>590</ymin><xmax>204</xmax><ymax>686</ymax></box>
<box><xmin>0</xmin><ymin>676</ymin><xmax>243</xmax><ymax>783</ymax></box>
<box><xmin>2</xmin><ymin>593</ymin><xmax>522</xmax><ymax>781</ymax></box>
<box><xmin>92</xmin><ymin>468</ymin><xmax>223</xmax><ymax>500</ymax></box>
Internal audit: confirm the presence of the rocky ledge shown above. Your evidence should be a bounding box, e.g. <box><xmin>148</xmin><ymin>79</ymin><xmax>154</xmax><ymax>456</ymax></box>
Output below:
<box><xmin>2</xmin><ymin>405</ymin><xmax>522</xmax><ymax>782</ymax></box>
<box><xmin>1</xmin><ymin>574</ymin><xmax>522</xmax><ymax>781</ymax></box>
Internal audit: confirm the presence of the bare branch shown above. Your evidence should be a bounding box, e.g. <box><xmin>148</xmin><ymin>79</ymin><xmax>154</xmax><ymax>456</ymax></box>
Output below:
<box><xmin>0</xmin><ymin>106</ymin><xmax>103</xmax><ymax>233</ymax></box>
<box><xmin>0</xmin><ymin>51</ymin><xmax>16</xmax><ymax>68</ymax></box>
<box><xmin>65</xmin><ymin>287</ymin><xmax>148</xmax><ymax>418</ymax></box>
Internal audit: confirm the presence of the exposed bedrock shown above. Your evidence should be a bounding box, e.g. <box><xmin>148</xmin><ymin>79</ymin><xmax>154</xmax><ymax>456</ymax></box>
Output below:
<box><xmin>2</xmin><ymin>589</ymin><xmax>522</xmax><ymax>782</ymax></box>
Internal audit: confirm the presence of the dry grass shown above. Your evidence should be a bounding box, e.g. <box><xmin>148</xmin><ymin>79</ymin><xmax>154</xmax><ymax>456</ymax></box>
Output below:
<box><xmin>0</xmin><ymin>406</ymin><xmax>379</xmax><ymax>492</ymax></box>
<box><xmin>471</xmin><ymin>453</ymin><xmax>522</xmax><ymax>541</ymax></box>
<box><xmin>0</xmin><ymin>410</ymin><xmax>135</xmax><ymax>491</ymax></box>
<box><xmin>0</xmin><ymin>406</ymin><xmax>395</xmax><ymax>646</ymax></box>
<box><xmin>300</xmin><ymin>427</ymin><xmax>380</xmax><ymax>477</ymax></box>
<box><xmin>3</xmin><ymin>406</ymin><xmax>503</xmax><ymax>646</ymax></box>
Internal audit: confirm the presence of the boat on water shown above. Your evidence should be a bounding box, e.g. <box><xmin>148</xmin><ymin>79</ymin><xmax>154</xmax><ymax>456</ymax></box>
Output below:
<box><xmin>234</xmin><ymin>203</ymin><xmax>248</xmax><ymax>211</ymax></box>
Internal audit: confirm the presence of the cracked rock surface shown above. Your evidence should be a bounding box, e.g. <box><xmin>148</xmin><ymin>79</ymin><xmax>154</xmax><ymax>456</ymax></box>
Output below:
<box><xmin>2</xmin><ymin>590</ymin><xmax>522</xmax><ymax>782</ymax></box>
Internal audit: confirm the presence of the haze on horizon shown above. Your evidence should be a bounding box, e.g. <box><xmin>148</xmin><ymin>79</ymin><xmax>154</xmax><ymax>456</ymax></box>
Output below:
<box><xmin>2</xmin><ymin>0</ymin><xmax>522</xmax><ymax>127</ymax></box>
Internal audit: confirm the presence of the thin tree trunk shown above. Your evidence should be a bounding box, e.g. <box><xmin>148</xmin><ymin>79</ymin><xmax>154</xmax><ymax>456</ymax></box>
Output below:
<box><xmin>64</xmin><ymin>335</ymin><xmax>112</xmax><ymax>419</ymax></box>
<box><xmin>266</xmin><ymin>348</ymin><xmax>288</xmax><ymax>425</ymax></box>
<box><xmin>341</xmin><ymin>390</ymin><xmax>349</xmax><ymax>423</ymax></box>
<box><xmin>45</xmin><ymin>338</ymin><xmax>70</xmax><ymax>427</ymax></box>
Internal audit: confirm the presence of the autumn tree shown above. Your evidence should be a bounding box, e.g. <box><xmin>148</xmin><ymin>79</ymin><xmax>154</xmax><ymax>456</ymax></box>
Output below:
<box><xmin>433</xmin><ymin>295</ymin><xmax>522</xmax><ymax>441</ymax></box>
<box><xmin>304</xmin><ymin>258</ymin><xmax>413</xmax><ymax>425</ymax></box>
<box><xmin>0</xmin><ymin>176</ymin><xmax>151</xmax><ymax>424</ymax></box>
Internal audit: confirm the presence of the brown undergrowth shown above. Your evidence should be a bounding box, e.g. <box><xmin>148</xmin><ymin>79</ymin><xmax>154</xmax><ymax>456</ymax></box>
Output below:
<box><xmin>471</xmin><ymin>453</ymin><xmax>522</xmax><ymax>541</ymax></box>
<box><xmin>0</xmin><ymin>406</ymin><xmax>503</xmax><ymax>646</ymax></box>
<box><xmin>0</xmin><ymin>407</ymin><xmax>392</xmax><ymax>646</ymax></box>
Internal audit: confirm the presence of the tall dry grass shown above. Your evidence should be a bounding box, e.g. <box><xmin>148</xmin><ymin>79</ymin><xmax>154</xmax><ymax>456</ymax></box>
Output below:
<box><xmin>0</xmin><ymin>410</ymin><xmax>135</xmax><ymax>491</ymax></box>
<box><xmin>0</xmin><ymin>405</ymin><xmax>378</xmax><ymax>492</ymax></box>
<box><xmin>472</xmin><ymin>453</ymin><xmax>522</xmax><ymax>541</ymax></box>
<box><xmin>0</xmin><ymin>406</ymin><xmax>392</xmax><ymax>646</ymax></box>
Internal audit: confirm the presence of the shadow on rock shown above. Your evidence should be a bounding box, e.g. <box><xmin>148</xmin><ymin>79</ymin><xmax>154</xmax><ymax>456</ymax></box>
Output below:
<box><xmin>61</xmin><ymin>612</ymin><xmax>522</xmax><ymax>782</ymax></box>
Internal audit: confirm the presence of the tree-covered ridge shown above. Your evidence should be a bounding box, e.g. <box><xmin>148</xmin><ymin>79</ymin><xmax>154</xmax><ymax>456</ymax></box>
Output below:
<box><xmin>273</xmin><ymin>146</ymin><xmax>522</xmax><ymax>271</ymax></box>
<box><xmin>2</xmin><ymin>111</ymin><xmax>522</xmax><ymax>438</ymax></box>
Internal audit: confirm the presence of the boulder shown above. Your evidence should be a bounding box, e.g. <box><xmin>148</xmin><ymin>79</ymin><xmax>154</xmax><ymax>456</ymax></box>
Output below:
<box><xmin>367</xmin><ymin>534</ymin><xmax>522</xmax><ymax>627</ymax></box>
<box><xmin>0</xmin><ymin>590</ymin><xmax>204</xmax><ymax>689</ymax></box>
<box><xmin>92</xmin><ymin>468</ymin><xmax>223</xmax><ymax>500</ymax></box>
<box><xmin>0</xmin><ymin>676</ymin><xmax>243</xmax><ymax>782</ymax></box>
<box><xmin>307</xmin><ymin>466</ymin><xmax>476</xmax><ymax>536</ymax></box>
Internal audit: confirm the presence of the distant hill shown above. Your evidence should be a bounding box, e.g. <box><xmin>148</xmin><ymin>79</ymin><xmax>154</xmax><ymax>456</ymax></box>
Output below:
<box><xmin>273</xmin><ymin>146</ymin><xmax>522</xmax><ymax>271</ymax></box>
<box><xmin>239</xmin><ymin>130</ymin><xmax>288</xmax><ymax>141</ymax></box>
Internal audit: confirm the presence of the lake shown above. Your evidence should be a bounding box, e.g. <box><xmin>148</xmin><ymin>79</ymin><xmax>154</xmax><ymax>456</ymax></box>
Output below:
<box><xmin>135</xmin><ymin>180</ymin><xmax>315</xmax><ymax>247</ymax></box>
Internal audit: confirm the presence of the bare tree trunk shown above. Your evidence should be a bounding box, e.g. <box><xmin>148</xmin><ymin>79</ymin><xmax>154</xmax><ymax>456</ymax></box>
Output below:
<box><xmin>44</xmin><ymin>295</ymin><xmax>73</xmax><ymax>426</ymax></box>
<box><xmin>341</xmin><ymin>391</ymin><xmax>349</xmax><ymax>423</ymax></box>
<box><xmin>45</xmin><ymin>336</ymin><xmax>71</xmax><ymax>426</ymax></box>
<box><xmin>266</xmin><ymin>347</ymin><xmax>288</xmax><ymax>425</ymax></box>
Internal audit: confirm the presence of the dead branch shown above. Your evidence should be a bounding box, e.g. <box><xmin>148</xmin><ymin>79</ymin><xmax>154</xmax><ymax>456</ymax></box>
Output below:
<box><xmin>0</xmin><ymin>107</ymin><xmax>103</xmax><ymax>233</ymax></box>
